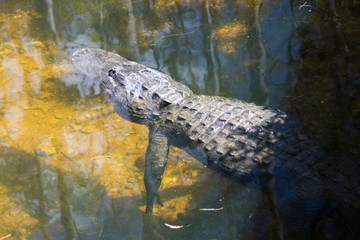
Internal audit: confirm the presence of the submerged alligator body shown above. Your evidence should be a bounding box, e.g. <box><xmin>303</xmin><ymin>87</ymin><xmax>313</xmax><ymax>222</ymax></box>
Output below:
<box><xmin>72</xmin><ymin>48</ymin><xmax>360</xmax><ymax>235</ymax></box>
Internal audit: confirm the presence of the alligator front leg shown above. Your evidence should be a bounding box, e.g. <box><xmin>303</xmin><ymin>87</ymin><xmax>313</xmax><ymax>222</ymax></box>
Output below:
<box><xmin>144</xmin><ymin>129</ymin><xmax>169</xmax><ymax>213</ymax></box>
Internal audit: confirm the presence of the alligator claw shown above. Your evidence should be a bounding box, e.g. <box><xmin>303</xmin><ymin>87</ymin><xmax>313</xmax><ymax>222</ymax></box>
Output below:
<box><xmin>146</xmin><ymin>192</ymin><xmax>163</xmax><ymax>214</ymax></box>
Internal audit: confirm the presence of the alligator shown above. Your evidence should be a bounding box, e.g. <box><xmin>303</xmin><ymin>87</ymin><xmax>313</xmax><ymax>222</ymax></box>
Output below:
<box><xmin>71</xmin><ymin>48</ymin><xmax>360</xmax><ymax>235</ymax></box>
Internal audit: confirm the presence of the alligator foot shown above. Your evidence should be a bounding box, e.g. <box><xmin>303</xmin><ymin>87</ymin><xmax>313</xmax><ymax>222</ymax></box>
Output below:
<box><xmin>146</xmin><ymin>191</ymin><xmax>163</xmax><ymax>214</ymax></box>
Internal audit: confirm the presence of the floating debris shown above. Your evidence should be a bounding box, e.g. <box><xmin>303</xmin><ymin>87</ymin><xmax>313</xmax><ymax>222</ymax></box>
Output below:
<box><xmin>0</xmin><ymin>234</ymin><xmax>11</xmax><ymax>240</ymax></box>
<box><xmin>199</xmin><ymin>207</ymin><xmax>223</xmax><ymax>211</ymax></box>
<box><xmin>164</xmin><ymin>223</ymin><xmax>184</xmax><ymax>229</ymax></box>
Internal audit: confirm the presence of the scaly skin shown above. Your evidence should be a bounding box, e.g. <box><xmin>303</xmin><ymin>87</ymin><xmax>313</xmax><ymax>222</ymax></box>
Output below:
<box><xmin>72</xmin><ymin>48</ymin><xmax>360</xmax><ymax>234</ymax></box>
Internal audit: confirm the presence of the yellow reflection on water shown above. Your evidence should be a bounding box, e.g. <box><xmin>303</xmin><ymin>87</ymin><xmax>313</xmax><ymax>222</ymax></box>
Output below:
<box><xmin>0</xmin><ymin>7</ymin><xmax>208</xmax><ymax>238</ymax></box>
<box><xmin>0</xmin><ymin>8</ymin><xmax>67</xmax><ymax>238</ymax></box>
<box><xmin>213</xmin><ymin>20</ymin><xmax>248</xmax><ymax>54</ymax></box>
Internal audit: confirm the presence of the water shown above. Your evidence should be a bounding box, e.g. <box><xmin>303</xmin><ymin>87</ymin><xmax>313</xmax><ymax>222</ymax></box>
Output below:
<box><xmin>0</xmin><ymin>0</ymin><xmax>359</xmax><ymax>239</ymax></box>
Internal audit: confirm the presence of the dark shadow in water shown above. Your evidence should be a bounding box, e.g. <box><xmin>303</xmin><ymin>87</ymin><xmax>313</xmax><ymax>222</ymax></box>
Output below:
<box><xmin>0</xmin><ymin>146</ymin><xmax>80</xmax><ymax>239</ymax></box>
<box><xmin>291</xmin><ymin>0</ymin><xmax>360</xmax><ymax>161</ymax></box>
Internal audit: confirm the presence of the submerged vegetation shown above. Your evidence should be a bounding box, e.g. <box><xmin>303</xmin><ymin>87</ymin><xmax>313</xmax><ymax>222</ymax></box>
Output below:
<box><xmin>213</xmin><ymin>20</ymin><xmax>248</xmax><ymax>53</ymax></box>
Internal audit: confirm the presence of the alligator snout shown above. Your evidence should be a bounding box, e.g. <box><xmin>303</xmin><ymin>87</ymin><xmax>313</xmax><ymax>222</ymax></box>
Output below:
<box><xmin>71</xmin><ymin>48</ymin><xmax>129</xmax><ymax>83</ymax></box>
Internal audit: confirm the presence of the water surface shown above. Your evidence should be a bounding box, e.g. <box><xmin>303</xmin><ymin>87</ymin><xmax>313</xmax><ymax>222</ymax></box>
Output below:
<box><xmin>0</xmin><ymin>0</ymin><xmax>359</xmax><ymax>239</ymax></box>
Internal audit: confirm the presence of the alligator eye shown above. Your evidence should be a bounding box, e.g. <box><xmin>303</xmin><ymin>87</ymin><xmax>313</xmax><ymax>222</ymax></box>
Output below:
<box><xmin>108</xmin><ymin>69</ymin><xmax>126</xmax><ymax>87</ymax></box>
<box><xmin>108</xmin><ymin>69</ymin><xmax>116</xmax><ymax>77</ymax></box>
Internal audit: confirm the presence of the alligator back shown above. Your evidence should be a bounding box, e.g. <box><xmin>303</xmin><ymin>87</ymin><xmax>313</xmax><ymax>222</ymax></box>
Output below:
<box><xmin>156</xmin><ymin>90</ymin><xmax>360</xmax><ymax>216</ymax></box>
<box><xmin>157</xmin><ymin>95</ymin><xmax>281</xmax><ymax>174</ymax></box>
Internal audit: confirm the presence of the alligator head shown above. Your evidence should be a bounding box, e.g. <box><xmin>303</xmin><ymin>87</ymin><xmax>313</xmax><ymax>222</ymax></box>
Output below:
<box><xmin>72</xmin><ymin>48</ymin><xmax>193</xmax><ymax>125</ymax></box>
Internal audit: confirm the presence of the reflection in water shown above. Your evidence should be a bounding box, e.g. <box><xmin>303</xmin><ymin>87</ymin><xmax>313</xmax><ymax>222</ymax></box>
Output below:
<box><xmin>0</xmin><ymin>147</ymin><xmax>42</xmax><ymax>239</ymax></box>
<box><xmin>0</xmin><ymin>0</ymin><xmax>359</xmax><ymax>239</ymax></box>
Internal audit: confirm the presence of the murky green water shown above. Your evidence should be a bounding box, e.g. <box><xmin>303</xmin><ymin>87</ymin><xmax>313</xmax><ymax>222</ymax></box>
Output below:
<box><xmin>0</xmin><ymin>0</ymin><xmax>359</xmax><ymax>239</ymax></box>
